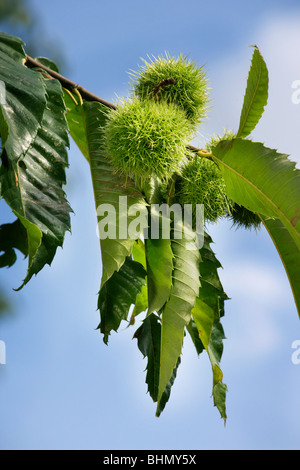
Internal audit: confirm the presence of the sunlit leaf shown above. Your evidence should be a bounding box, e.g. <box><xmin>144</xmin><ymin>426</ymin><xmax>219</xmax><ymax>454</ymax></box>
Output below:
<box><xmin>237</xmin><ymin>46</ymin><xmax>268</xmax><ymax>138</ymax></box>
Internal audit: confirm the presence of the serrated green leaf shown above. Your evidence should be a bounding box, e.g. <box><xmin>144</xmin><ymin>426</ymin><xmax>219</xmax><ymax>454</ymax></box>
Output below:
<box><xmin>134</xmin><ymin>313</ymin><xmax>161</xmax><ymax>402</ymax></box>
<box><xmin>131</xmin><ymin>285</ymin><xmax>148</xmax><ymax>320</ymax></box>
<box><xmin>213</xmin><ymin>139</ymin><xmax>300</xmax><ymax>252</ymax></box>
<box><xmin>82</xmin><ymin>101</ymin><xmax>148</xmax><ymax>287</ymax></box>
<box><xmin>63</xmin><ymin>91</ymin><xmax>89</xmax><ymax>160</ymax></box>
<box><xmin>190</xmin><ymin>232</ymin><xmax>228</xmax><ymax>421</ymax></box>
<box><xmin>157</xmin><ymin>224</ymin><xmax>200</xmax><ymax>409</ymax></box>
<box><xmin>237</xmin><ymin>46</ymin><xmax>268</xmax><ymax>138</ymax></box>
<box><xmin>192</xmin><ymin>297</ymin><xmax>214</xmax><ymax>349</ymax></box>
<box><xmin>156</xmin><ymin>357</ymin><xmax>181</xmax><ymax>417</ymax></box>
<box><xmin>198</xmin><ymin>232</ymin><xmax>229</xmax><ymax>318</ymax></box>
<box><xmin>0</xmin><ymin>219</ymin><xmax>27</xmax><ymax>267</ymax></box>
<box><xmin>207</xmin><ymin>322</ymin><xmax>227</xmax><ymax>422</ymax></box>
<box><xmin>0</xmin><ymin>76</ymin><xmax>71</xmax><ymax>288</ymax></box>
<box><xmin>145</xmin><ymin>236</ymin><xmax>173</xmax><ymax>315</ymax></box>
<box><xmin>193</xmin><ymin>302</ymin><xmax>227</xmax><ymax>422</ymax></box>
<box><xmin>134</xmin><ymin>313</ymin><xmax>181</xmax><ymax>416</ymax></box>
<box><xmin>0</xmin><ymin>32</ymin><xmax>47</xmax><ymax>161</ymax></box>
<box><xmin>186</xmin><ymin>319</ymin><xmax>205</xmax><ymax>356</ymax></box>
<box><xmin>98</xmin><ymin>257</ymin><xmax>146</xmax><ymax>344</ymax></box>
<box><xmin>261</xmin><ymin>216</ymin><xmax>300</xmax><ymax>319</ymax></box>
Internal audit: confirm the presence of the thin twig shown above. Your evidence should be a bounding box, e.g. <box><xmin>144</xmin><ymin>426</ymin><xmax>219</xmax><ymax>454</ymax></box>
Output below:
<box><xmin>25</xmin><ymin>55</ymin><xmax>117</xmax><ymax>109</ymax></box>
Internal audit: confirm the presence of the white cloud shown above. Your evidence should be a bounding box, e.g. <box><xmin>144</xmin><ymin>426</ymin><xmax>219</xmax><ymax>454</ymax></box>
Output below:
<box><xmin>199</xmin><ymin>12</ymin><xmax>300</xmax><ymax>167</ymax></box>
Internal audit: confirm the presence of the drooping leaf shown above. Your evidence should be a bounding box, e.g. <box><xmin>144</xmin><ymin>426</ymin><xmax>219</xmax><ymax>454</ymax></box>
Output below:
<box><xmin>198</xmin><ymin>232</ymin><xmax>229</xmax><ymax>318</ymax></box>
<box><xmin>190</xmin><ymin>232</ymin><xmax>228</xmax><ymax>421</ymax></box>
<box><xmin>145</xmin><ymin>236</ymin><xmax>173</xmax><ymax>315</ymax></box>
<box><xmin>192</xmin><ymin>300</ymin><xmax>227</xmax><ymax>422</ymax></box>
<box><xmin>134</xmin><ymin>313</ymin><xmax>161</xmax><ymax>402</ymax></box>
<box><xmin>134</xmin><ymin>312</ymin><xmax>181</xmax><ymax>416</ymax></box>
<box><xmin>0</xmin><ymin>219</ymin><xmax>27</xmax><ymax>267</ymax></box>
<box><xmin>63</xmin><ymin>91</ymin><xmax>89</xmax><ymax>160</ymax></box>
<box><xmin>157</xmin><ymin>223</ymin><xmax>201</xmax><ymax>409</ymax></box>
<box><xmin>130</xmin><ymin>285</ymin><xmax>148</xmax><ymax>322</ymax></box>
<box><xmin>98</xmin><ymin>257</ymin><xmax>146</xmax><ymax>344</ymax></box>
<box><xmin>0</xmin><ymin>76</ymin><xmax>71</xmax><ymax>287</ymax></box>
<box><xmin>207</xmin><ymin>322</ymin><xmax>227</xmax><ymax>421</ymax></box>
<box><xmin>82</xmin><ymin>101</ymin><xmax>148</xmax><ymax>287</ymax></box>
<box><xmin>0</xmin><ymin>32</ymin><xmax>47</xmax><ymax>161</ymax></box>
<box><xmin>132</xmin><ymin>238</ymin><xmax>147</xmax><ymax>268</ymax></box>
<box><xmin>130</xmin><ymin>239</ymin><xmax>148</xmax><ymax>321</ymax></box>
<box><xmin>261</xmin><ymin>215</ymin><xmax>300</xmax><ymax>319</ymax></box>
<box><xmin>237</xmin><ymin>46</ymin><xmax>268</xmax><ymax>138</ymax></box>
<box><xmin>186</xmin><ymin>319</ymin><xmax>205</xmax><ymax>356</ymax></box>
<box><xmin>156</xmin><ymin>356</ymin><xmax>181</xmax><ymax>417</ymax></box>
<box><xmin>213</xmin><ymin>139</ymin><xmax>300</xmax><ymax>252</ymax></box>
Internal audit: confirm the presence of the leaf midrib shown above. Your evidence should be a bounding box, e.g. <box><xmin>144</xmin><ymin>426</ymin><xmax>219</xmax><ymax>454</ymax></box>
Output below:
<box><xmin>213</xmin><ymin>153</ymin><xmax>299</xmax><ymax>247</ymax></box>
<box><xmin>238</xmin><ymin>55</ymin><xmax>263</xmax><ymax>137</ymax></box>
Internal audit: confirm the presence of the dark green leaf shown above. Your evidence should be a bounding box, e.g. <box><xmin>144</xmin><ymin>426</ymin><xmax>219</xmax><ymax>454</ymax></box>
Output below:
<box><xmin>193</xmin><ymin>302</ymin><xmax>227</xmax><ymax>422</ymax></box>
<box><xmin>0</xmin><ymin>218</ymin><xmax>27</xmax><ymax>267</ymax></box>
<box><xmin>198</xmin><ymin>232</ymin><xmax>229</xmax><ymax>318</ymax></box>
<box><xmin>98</xmin><ymin>257</ymin><xmax>146</xmax><ymax>344</ymax></box>
<box><xmin>0</xmin><ymin>77</ymin><xmax>71</xmax><ymax>288</ymax></box>
<box><xmin>186</xmin><ymin>319</ymin><xmax>205</xmax><ymax>356</ymax></box>
<box><xmin>190</xmin><ymin>232</ymin><xmax>228</xmax><ymax>421</ymax></box>
<box><xmin>134</xmin><ymin>313</ymin><xmax>181</xmax><ymax>416</ymax></box>
<box><xmin>134</xmin><ymin>313</ymin><xmax>161</xmax><ymax>402</ymax></box>
<box><xmin>157</xmin><ymin>224</ymin><xmax>201</xmax><ymax>408</ymax></box>
<box><xmin>0</xmin><ymin>32</ymin><xmax>47</xmax><ymax>161</ymax></box>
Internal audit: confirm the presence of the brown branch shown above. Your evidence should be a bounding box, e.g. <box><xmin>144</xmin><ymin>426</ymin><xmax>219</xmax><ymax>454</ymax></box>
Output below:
<box><xmin>25</xmin><ymin>55</ymin><xmax>117</xmax><ymax>109</ymax></box>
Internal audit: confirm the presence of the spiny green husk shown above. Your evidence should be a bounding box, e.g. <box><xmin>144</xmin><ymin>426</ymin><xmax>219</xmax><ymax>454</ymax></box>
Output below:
<box><xmin>205</xmin><ymin>129</ymin><xmax>236</xmax><ymax>153</ymax></box>
<box><xmin>206</xmin><ymin>131</ymin><xmax>262</xmax><ymax>229</ymax></box>
<box><xmin>177</xmin><ymin>156</ymin><xmax>232</xmax><ymax>223</ymax></box>
<box><xmin>229</xmin><ymin>203</ymin><xmax>262</xmax><ymax>230</ymax></box>
<box><xmin>104</xmin><ymin>98</ymin><xmax>192</xmax><ymax>180</ymax></box>
<box><xmin>130</xmin><ymin>53</ymin><xmax>209</xmax><ymax>128</ymax></box>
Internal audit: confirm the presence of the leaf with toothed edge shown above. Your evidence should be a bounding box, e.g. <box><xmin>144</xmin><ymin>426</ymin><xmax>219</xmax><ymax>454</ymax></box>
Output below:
<box><xmin>134</xmin><ymin>313</ymin><xmax>181</xmax><ymax>416</ymax></box>
<box><xmin>0</xmin><ymin>219</ymin><xmax>28</xmax><ymax>268</ymax></box>
<box><xmin>188</xmin><ymin>232</ymin><xmax>228</xmax><ymax>421</ymax></box>
<box><xmin>98</xmin><ymin>257</ymin><xmax>146</xmax><ymax>344</ymax></box>
<box><xmin>0</xmin><ymin>76</ymin><xmax>71</xmax><ymax>288</ymax></box>
<box><xmin>213</xmin><ymin>139</ymin><xmax>300</xmax><ymax>252</ymax></box>
<box><xmin>156</xmin><ymin>222</ymin><xmax>201</xmax><ymax>412</ymax></box>
<box><xmin>81</xmin><ymin>101</ymin><xmax>148</xmax><ymax>288</ymax></box>
<box><xmin>237</xmin><ymin>46</ymin><xmax>269</xmax><ymax>139</ymax></box>
<box><xmin>0</xmin><ymin>32</ymin><xmax>47</xmax><ymax>161</ymax></box>
<box><xmin>80</xmin><ymin>101</ymin><xmax>148</xmax><ymax>342</ymax></box>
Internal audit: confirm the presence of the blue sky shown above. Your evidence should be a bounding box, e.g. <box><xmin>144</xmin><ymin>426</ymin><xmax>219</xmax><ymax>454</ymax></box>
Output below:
<box><xmin>0</xmin><ymin>0</ymin><xmax>300</xmax><ymax>450</ymax></box>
